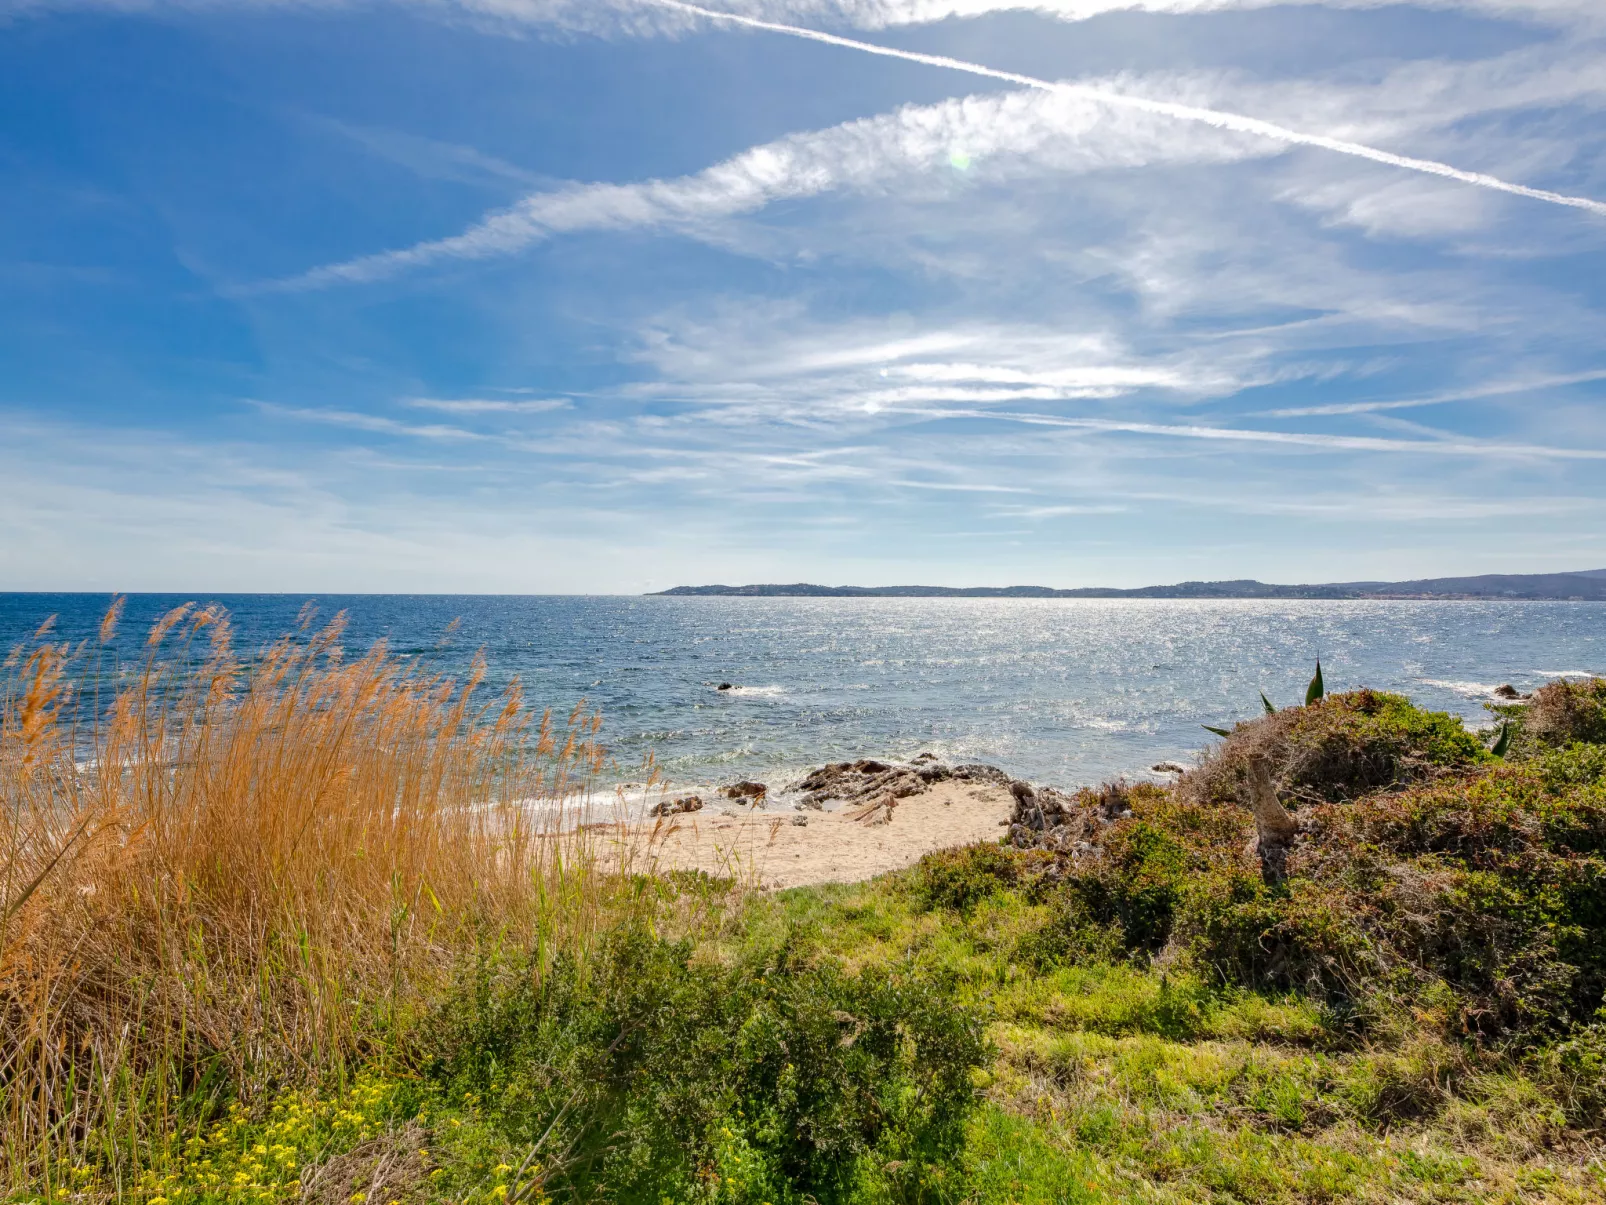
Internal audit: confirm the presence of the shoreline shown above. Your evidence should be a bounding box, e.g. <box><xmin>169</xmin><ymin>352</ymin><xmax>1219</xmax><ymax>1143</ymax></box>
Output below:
<box><xmin>594</xmin><ymin>756</ymin><xmax>1024</xmax><ymax>890</ymax></box>
<box><xmin>625</xmin><ymin>777</ymin><xmax>1015</xmax><ymax>890</ymax></box>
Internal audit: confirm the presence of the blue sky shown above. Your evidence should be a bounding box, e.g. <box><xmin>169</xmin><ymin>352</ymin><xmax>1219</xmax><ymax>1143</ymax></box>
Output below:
<box><xmin>1</xmin><ymin>0</ymin><xmax>1603</xmax><ymax>593</ymax></box>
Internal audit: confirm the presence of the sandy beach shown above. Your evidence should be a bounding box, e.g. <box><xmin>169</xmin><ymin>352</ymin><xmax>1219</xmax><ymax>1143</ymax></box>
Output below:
<box><xmin>614</xmin><ymin>777</ymin><xmax>1015</xmax><ymax>890</ymax></box>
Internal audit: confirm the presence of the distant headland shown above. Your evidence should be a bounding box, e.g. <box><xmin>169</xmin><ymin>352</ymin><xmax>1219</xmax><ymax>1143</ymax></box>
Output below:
<box><xmin>651</xmin><ymin>569</ymin><xmax>1606</xmax><ymax>601</ymax></box>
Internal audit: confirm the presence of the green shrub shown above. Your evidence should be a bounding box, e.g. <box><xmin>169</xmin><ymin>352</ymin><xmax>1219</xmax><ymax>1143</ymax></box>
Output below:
<box><xmin>1015</xmin><ymin>886</ymin><xmax>1125</xmax><ymax>970</ymax></box>
<box><xmin>1538</xmin><ymin>1014</ymin><xmax>1606</xmax><ymax>1127</ymax></box>
<box><xmin>423</xmin><ymin>926</ymin><xmax>989</xmax><ymax>1203</ymax></box>
<box><xmin>1177</xmin><ymin>871</ymin><xmax>1378</xmax><ymax>1000</ymax></box>
<box><xmin>1187</xmin><ymin>689</ymin><xmax>1488</xmax><ymax>807</ymax></box>
<box><xmin>914</xmin><ymin>843</ymin><xmax>1054</xmax><ymax>913</ymax></box>
<box><xmin>1061</xmin><ymin>821</ymin><xmax>1195</xmax><ymax>955</ymax></box>
<box><xmin>1495</xmin><ymin>677</ymin><xmax>1606</xmax><ymax>760</ymax></box>
<box><xmin>1532</xmin><ymin>741</ymin><xmax>1606</xmax><ymax>792</ymax></box>
<box><xmin>1047</xmin><ymin>748</ymin><xmax>1606</xmax><ymax>1044</ymax></box>
<box><xmin>1184</xmin><ymin>764</ymin><xmax>1606</xmax><ymax>1038</ymax></box>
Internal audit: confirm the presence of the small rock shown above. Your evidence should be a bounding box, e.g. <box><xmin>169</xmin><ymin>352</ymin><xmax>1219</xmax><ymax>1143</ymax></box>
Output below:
<box><xmin>720</xmin><ymin>780</ymin><xmax>768</xmax><ymax>800</ymax></box>
<box><xmin>790</xmin><ymin>814</ymin><xmax>808</xmax><ymax>826</ymax></box>
<box><xmin>648</xmin><ymin>794</ymin><xmax>704</xmax><ymax>817</ymax></box>
<box><xmin>911</xmin><ymin>751</ymin><xmax>939</xmax><ymax>763</ymax></box>
<box><xmin>1492</xmin><ymin>684</ymin><xmax>1522</xmax><ymax>700</ymax></box>
<box><xmin>717</xmin><ymin>683</ymin><xmax>733</xmax><ymax>691</ymax></box>
<box><xmin>1152</xmin><ymin>762</ymin><xmax>1188</xmax><ymax>775</ymax></box>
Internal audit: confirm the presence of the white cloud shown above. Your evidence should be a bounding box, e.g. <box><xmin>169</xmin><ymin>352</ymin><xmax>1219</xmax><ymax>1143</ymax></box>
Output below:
<box><xmin>1256</xmin><ymin>369</ymin><xmax>1606</xmax><ymax>417</ymax></box>
<box><xmin>673</xmin><ymin>0</ymin><xmax>1605</xmax><ymax>33</ymax></box>
<box><xmin>971</xmin><ymin>409</ymin><xmax>1606</xmax><ymax>459</ymax></box>
<box><xmin>6</xmin><ymin>0</ymin><xmax>1601</xmax><ymax>34</ymax></box>
<box><xmin>404</xmin><ymin>396</ymin><xmax>572</xmax><ymax>413</ymax></box>
<box><xmin>265</xmin><ymin>19</ymin><xmax>1606</xmax><ymax>291</ymax></box>
<box><xmin>252</xmin><ymin>401</ymin><xmax>488</xmax><ymax>439</ymax></box>
<box><xmin>272</xmin><ymin>84</ymin><xmax>1270</xmax><ymax>288</ymax></box>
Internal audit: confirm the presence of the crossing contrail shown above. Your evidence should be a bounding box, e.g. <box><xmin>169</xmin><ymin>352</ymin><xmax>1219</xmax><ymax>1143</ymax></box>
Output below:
<box><xmin>651</xmin><ymin>0</ymin><xmax>1606</xmax><ymax>219</ymax></box>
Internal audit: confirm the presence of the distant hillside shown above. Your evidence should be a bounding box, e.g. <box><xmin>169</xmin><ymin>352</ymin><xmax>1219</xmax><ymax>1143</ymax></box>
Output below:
<box><xmin>651</xmin><ymin>570</ymin><xmax>1606</xmax><ymax>601</ymax></box>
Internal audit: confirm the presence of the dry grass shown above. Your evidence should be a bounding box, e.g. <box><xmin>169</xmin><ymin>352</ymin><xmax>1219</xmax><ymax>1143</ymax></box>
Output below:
<box><xmin>0</xmin><ymin>600</ymin><xmax>634</xmax><ymax>1191</ymax></box>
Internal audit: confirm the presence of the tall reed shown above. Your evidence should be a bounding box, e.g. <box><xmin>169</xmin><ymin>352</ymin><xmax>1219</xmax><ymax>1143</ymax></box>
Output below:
<box><xmin>0</xmin><ymin>601</ymin><xmax>619</xmax><ymax>1192</ymax></box>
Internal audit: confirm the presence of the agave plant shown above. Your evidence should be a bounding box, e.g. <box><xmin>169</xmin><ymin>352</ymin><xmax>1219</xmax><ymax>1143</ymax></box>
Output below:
<box><xmin>1306</xmin><ymin>658</ymin><xmax>1325</xmax><ymax>706</ymax></box>
<box><xmin>1203</xmin><ymin>659</ymin><xmax>1324</xmax><ymax>738</ymax></box>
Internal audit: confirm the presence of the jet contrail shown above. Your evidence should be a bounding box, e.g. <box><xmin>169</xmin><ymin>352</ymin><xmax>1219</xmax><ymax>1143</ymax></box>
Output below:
<box><xmin>651</xmin><ymin>0</ymin><xmax>1606</xmax><ymax>219</ymax></box>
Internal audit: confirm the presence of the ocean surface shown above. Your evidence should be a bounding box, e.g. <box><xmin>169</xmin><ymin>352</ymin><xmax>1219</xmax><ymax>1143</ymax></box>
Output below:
<box><xmin>3</xmin><ymin>593</ymin><xmax>1602</xmax><ymax>794</ymax></box>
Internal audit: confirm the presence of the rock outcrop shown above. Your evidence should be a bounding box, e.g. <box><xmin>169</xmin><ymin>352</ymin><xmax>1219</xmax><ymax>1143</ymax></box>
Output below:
<box><xmin>790</xmin><ymin>757</ymin><xmax>1008</xmax><ymax>810</ymax></box>
<box><xmin>1005</xmin><ymin>780</ymin><xmax>1128</xmax><ymax>857</ymax></box>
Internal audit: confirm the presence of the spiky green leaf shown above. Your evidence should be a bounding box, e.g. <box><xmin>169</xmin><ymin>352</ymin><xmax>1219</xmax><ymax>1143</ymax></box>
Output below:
<box><xmin>1261</xmin><ymin>692</ymin><xmax>1277</xmax><ymax>715</ymax></box>
<box><xmin>1202</xmin><ymin>725</ymin><xmax>1234</xmax><ymax>738</ymax></box>
<box><xmin>1305</xmin><ymin>659</ymin><xmax>1325</xmax><ymax>706</ymax></box>
<box><xmin>1490</xmin><ymin>721</ymin><xmax>1512</xmax><ymax>759</ymax></box>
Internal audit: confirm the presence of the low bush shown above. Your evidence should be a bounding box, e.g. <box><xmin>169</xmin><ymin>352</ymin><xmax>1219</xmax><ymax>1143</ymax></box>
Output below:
<box><xmin>1172</xmin><ymin>763</ymin><xmax>1606</xmax><ymax>1039</ymax></box>
<box><xmin>1014</xmin><ymin>888</ymin><xmax>1125</xmax><ymax>971</ymax></box>
<box><xmin>913</xmin><ymin>842</ymin><xmax>1056</xmax><ymax>913</ymax></box>
<box><xmin>1495</xmin><ymin>676</ymin><xmax>1606</xmax><ymax>758</ymax></box>
<box><xmin>1186</xmin><ymin>689</ymin><xmax>1489</xmax><ymax>807</ymax></box>
<box><xmin>422</xmin><ymin>926</ymin><xmax>990</xmax><ymax>1203</ymax></box>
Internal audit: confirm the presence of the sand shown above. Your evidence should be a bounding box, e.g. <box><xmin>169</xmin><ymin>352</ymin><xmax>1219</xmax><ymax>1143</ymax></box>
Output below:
<box><xmin>612</xmin><ymin>779</ymin><xmax>1015</xmax><ymax>890</ymax></box>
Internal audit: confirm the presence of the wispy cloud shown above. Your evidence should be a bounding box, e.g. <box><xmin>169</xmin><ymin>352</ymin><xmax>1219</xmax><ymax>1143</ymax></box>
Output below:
<box><xmin>262</xmin><ymin>12</ymin><xmax>1606</xmax><ymax>293</ymax></box>
<box><xmin>404</xmin><ymin>397</ymin><xmax>572</xmax><ymax>413</ymax></box>
<box><xmin>1255</xmin><ymin>369</ymin><xmax>1606</xmax><ymax>417</ymax></box>
<box><xmin>887</xmin><ymin>478</ymin><xmax>1033</xmax><ymax>491</ymax></box>
<box><xmin>973</xmin><ymin>410</ymin><xmax>1606</xmax><ymax>459</ymax></box>
<box><xmin>269</xmin><ymin>84</ymin><xmax>1271</xmax><ymax>289</ymax></box>
<box><xmin>6</xmin><ymin>0</ymin><xmax>1601</xmax><ymax>34</ymax></box>
<box><xmin>654</xmin><ymin>0</ymin><xmax>1606</xmax><ymax>216</ymax></box>
<box><xmin>252</xmin><ymin>401</ymin><xmax>488</xmax><ymax>440</ymax></box>
<box><xmin>990</xmin><ymin>502</ymin><xmax>1130</xmax><ymax>516</ymax></box>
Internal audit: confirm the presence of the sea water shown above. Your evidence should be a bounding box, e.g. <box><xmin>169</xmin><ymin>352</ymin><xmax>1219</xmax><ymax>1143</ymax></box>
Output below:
<box><xmin>3</xmin><ymin>593</ymin><xmax>1601</xmax><ymax>793</ymax></box>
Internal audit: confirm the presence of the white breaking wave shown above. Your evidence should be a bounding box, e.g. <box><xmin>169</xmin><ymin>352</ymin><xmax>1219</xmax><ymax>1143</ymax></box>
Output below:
<box><xmin>1415</xmin><ymin>677</ymin><xmax>1507</xmax><ymax>698</ymax></box>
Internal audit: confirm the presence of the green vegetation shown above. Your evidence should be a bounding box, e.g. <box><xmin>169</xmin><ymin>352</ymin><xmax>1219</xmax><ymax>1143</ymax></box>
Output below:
<box><xmin>5</xmin><ymin>610</ymin><xmax>1604</xmax><ymax>1203</ymax></box>
<box><xmin>1189</xmin><ymin>688</ymin><xmax>1490</xmax><ymax>806</ymax></box>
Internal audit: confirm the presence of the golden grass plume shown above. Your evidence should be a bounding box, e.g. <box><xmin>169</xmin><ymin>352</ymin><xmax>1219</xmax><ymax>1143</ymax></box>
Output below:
<box><xmin>0</xmin><ymin>600</ymin><xmax>619</xmax><ymax>1189</ymax></box>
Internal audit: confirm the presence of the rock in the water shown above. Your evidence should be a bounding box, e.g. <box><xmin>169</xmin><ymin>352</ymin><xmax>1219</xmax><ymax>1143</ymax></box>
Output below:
<box><xmin>720</xmin><ymin>780</ymin><xmax>768</xmax><ymax>800</ymax></box>
<box><xmin>1492</xmin><ymin>684</ymin><xmax>1522</xmax><ymax>700</ymax></box>
<box><xmin>649</xmin><ymin>795</ymin><xmax>704</xmax><ymax>817</ymax></box>
<box><xmin>1152</xmin><ymin>762</ymin><xmax>1188</xmax><ymax>775</ymax></box>
<box><xmin>717</xmin><ymin>683</ymin><xmax>733</xmax><ymax>691</ymax></box>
